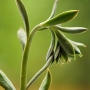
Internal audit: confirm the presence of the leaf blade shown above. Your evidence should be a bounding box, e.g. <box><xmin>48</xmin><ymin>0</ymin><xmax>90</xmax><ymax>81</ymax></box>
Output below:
<box><xmin>54</xmin><ymin>41</ymin><xmax>60</xmax><ymax>60</ymax></box>
<box><xmin>43</xmin><ymin>10</ymin><xmax>79</xmax><ymax>26</ymax></box>
<box><xmin>61</xmin><ymin>47</ymin><xmax>69</xmax><ymax>62</ymax></box>
<box><xmin>54</xmin><ymin>29</ymin><xmax>75</xmax><ymax>56</ymax></box>
<box><xmin>73</xmin><ymin>44</ymin><xmax>82</xmax><ymax>57</ymax></box>
<box><xmin>54</xmin><ymin>25</ymin><xmax>88</xmax><ymax>34</ymax></box>
<box><xmin>0</xmin><ymin>70</ymin><xmax>16</xmax><ymax>90</ymax></box>
<box><xmin>48</xmin><ymin>0</ymin><xmax>58</xmax><ymax>20</ymax></box>
<box><xmin>68</xmin><ymin>39</ymin><xmax>86</xmax><ymax>47</ymax></box>
<box><xmin>39</xmin><ymin>0</ymin><xmax>58</xmax><ymax>32</ymax></box>
<box><xmin>16</xmin><ymin>0</ymin><xmax>29</xmax><ymax>36</ymax></box>
<box><xmin>46</xmin><ymin>30</ymin><xmax>55</xmax><ymax>62</ymax></box>
<box><xmin>39</xmin><ymin>70</ymin><xmax>51</xmax><ymax>90</ymax></box>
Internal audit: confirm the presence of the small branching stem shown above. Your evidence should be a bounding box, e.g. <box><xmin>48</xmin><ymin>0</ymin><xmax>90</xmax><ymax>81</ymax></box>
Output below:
<box><xmin>26</xmin><ymin>56</ymin><xmax>53</xmax><ymax>90</ymax></box>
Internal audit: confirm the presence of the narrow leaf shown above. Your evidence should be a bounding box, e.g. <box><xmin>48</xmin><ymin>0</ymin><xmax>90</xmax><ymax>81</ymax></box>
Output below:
<box><xmin>39</xmin><ymin>0</ymin><xmax>58</xmax><ymax>31</ymax></box>
<box><xmin>38</xmin><ymin>27</ymin><xmax>48</xmax><ymax>31</ymax></box>
<box><xmin>68</xmin><ymin>39</ymin><xmax>86</xmax><ymax>47</ymax></box>
<box><xmin>16</xmin><ymin>0</ymin><xmax>29</xmax><ymax>36</ymax></box>
<box><xmin>54</xmin><ymin>41</ymin><xmax>60</xmax><ymax>59</ymax></box>
<box><xmin>39</xmin><ymin>70</ymin><xmax>51</xmax><ymax>90</ymax></box>
<box><xmin>46</xmin><ymin>30</ymin><xmax>55</xmax><ymax>61</ymax></box>
<box><xmin>54</xmin><ymin>29</ymin><xmax>75</xmax><ymax>56</ymax></box>
<box><xmin>17</xmin><ymin>28</ymin><xmax>26</xmax><ymax>50</ymax></box>
<box><xmin>48</xmin><ymin>0</ymin><xmax>58</xmax><ymax>20</ymax></box>
<box><xmin>61</xmin><ymin>47</ymin><xmax>69</xmax><ymax>62</ymax></box>
<box><xmin>68</xmin><ymin>39</ymin><xmax>83</xmax><ymax>57</ymax></box>
<box><xmin>72</xmin><ymin>44</ymin><xmax>82</xmax><ymax>57</ymax></box>
<box><xmin>56</xmin><ymin>53</ymin><xmax>60</xmax><ymax>63</ymax></box>
<box><xmin>0</xmin><ymin>70</ymin><xmax>16</xmax><ymax>90</ymax></box>
<box><xmin>43</xmin><ymin>10</ymin><xmax>79</xmax><ymax>26</ymax></box>
<box><xmin>54</xmin><ymin>25</ymin><xmax>87</xmax><ymax>34</ymax></box>
<box><xmin>54</xmin><ymin>41</ymin><xmax>60</xmax><ymax>63</ymax></box>
<box><xmin>60</xmin><ymin>46</ymin><xmax>75</xmax><ymax>62</ymax></box>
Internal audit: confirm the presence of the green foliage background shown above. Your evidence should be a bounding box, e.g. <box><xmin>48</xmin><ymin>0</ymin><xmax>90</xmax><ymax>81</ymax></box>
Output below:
<box><xmin>0</xmin><ymin>0</ymin><xmax>90</xmax><ymax>90</ymax></box>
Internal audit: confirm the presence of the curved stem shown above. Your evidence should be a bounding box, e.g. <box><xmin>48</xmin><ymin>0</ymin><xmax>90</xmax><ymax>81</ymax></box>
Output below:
<box><xmin>28</xmin><ymin>23</ymin><xmax>43</xmax><ymax>43</ymax></box>
<box><xmin>26</xmin><ymin>56</ymin><xmax>53</xmax><ymax>90</ymax></box>
<box><xmin>20</xmin><ymin>23</ymin><xmax>43</xmax><ymax>90</ymax></box>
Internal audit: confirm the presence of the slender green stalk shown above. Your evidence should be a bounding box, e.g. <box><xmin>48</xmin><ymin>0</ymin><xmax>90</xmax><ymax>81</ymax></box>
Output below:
<box><xmin>20</xmin><ymin>40</ymin><xmax>30</xmax><ymax>90</ymax></box>
<box><xmin>26</xmin><ymin>56</ymin><xmax>53</xmax><ymax>90</ymax></box>
<box><xmin>29</xmin><ymin>23</ymin><xmax>43</xmax><ymax>43</ymax></box>
<box><xmin>20</xmin><ymin>23</ymin><xmax>43</xmax><ymax>90</ymax></box>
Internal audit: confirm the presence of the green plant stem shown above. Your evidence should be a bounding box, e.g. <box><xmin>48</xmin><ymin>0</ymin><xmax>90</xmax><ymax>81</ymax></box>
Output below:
<box><xmin>20</xmin><ymin>40</ymin><xmax>30</xmax><ymax>90</ymax></box>
<box><xmin>20</xmin><ymin>23</ymin><xmax>43</xmax><ymax>90</ymax></box>
<box><xmin>26</xmin><ymin>56</ymin><xmax>53</xmax><ymax>90</ymax></box>
<box><xmin>29</xmin><ymin>23</ymin><xmax>43</xmax><ymax>43</ymax></box>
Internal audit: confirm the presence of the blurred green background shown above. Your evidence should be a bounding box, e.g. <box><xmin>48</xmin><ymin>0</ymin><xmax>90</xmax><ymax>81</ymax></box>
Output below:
<box><xmin>0</xmin><ymin>0</ymin><xmax>90</xmax><ymax>90</ymax></box>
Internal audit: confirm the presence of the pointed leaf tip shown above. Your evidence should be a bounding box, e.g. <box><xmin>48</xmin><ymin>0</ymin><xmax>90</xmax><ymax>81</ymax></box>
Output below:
<box><xmin>39</xmin><ymin>70</ymin><xmax>51</xmax><ymax>90</ymax></box>
<box><xmin>54</xmin><ymin>29</ymin><xmax>75</xmax><ymax>56</ymax></box>
<box><xmin>54</xmin><ymin>25</ymin><xmax>87</xmax><ymax>34</ymax></box>
<box><xmin>43</xmin><ymin>10</ymin><xmax>79</xmax><ymax>26</ymax></box>
<box><xmin>0</xmin><ymin>70</ymin><xmax>16</xmax><ymax>90</ymax></box>
<box><xmin>47</xmin><ymin>0</ymin><xmax>58</xmax><ymax>20</ymax></box>
<box><xmin>16</xmin><ymin>0</ymin><xmax>29</xmax><ymax>36</ymax></box>
<box><xmin>68</xmin><ymin>39</ymin><xmax>86</xmax><ymax>47</ymax></box>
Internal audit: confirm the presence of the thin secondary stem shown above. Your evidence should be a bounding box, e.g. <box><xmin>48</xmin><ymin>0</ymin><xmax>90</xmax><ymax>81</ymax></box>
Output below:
<box><xmin>26</xmin><ymin>56</ymin><xmax>53</xmax><ymax>90</ymax></box>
